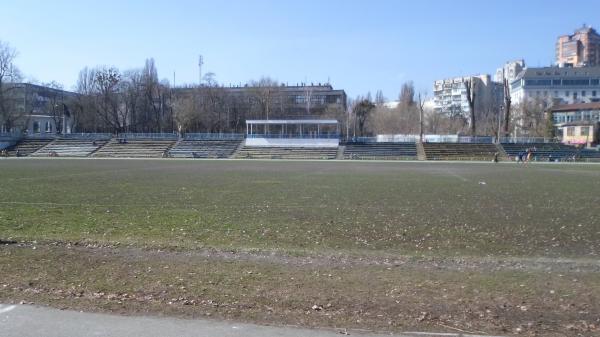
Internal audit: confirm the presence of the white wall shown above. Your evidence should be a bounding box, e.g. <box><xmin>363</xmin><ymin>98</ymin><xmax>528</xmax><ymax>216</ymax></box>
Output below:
<box><xmin>245</xmin><ymin>138</ymin><xmax>339</xmax><ymax>148</ymax></box>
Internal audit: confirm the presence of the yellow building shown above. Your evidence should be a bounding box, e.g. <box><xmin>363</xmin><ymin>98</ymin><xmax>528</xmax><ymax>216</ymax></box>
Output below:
<box><xmin>559</xmin><ymin>122</ymin><xmax>599</xmax><ymax>147</ymax></box>
<box><xmin>550</xmin><ymin>103</ymin><xmax>600</xmax><ymax>147</ymax></box>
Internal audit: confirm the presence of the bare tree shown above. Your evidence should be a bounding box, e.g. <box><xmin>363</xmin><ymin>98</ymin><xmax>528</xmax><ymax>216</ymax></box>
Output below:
<box><xmin>370</xmin><ymin>105</ymin><xmax>401</xmax><ymax>135</ymax></box>
<box><xmin>503</xmin><ymin>75</ymin><xmax>512</xmax><ymax>137</ymax></box>
<box><xmin>375</xmin><ymin>90</ymin><xmax>386</xmax><ymax>107</ymax></box>
<box><xmin>514</xmin><ymin>97</ymin><xmax>551</xmax><ymax>137</ymax></box>
<box><xmin>303</xmin><ymin>84</ymin><xmax>313</xmax><ymax>116</ymax></box>
<box><xmin>353</xmin><ymin>98</ymin><xmax>375</xmax><ymax>137</ymax></box>
<box><xmin>0</xmin><ymin>40</ymin><xmax>23</xmax><ymax>132</ymax></box>
<box><xmin>418</xmin><ymin>92</ymin><xmax>426</xmax><ymax>141</ymax></box>
<box><xmin>399</xmin><ymin>82</ymin><xmax>415</xmax><ymax>107</ymax></box>
<box><xmin>140</xmin><ymin>58</ymin><xmax>170</xmax><ymax>132</ymax></box>
<box><xmin>398</xmin><ymin>82</ymin><xmax>419</xmax><ymax>134</ymax></box>
<box><xmin>200</xmin><ymin>73</ymin><xmax>228</xmax><ymax>132</ymax></box>
<box><xmin>249</xmin><ymin>77</ymin><xmax>279</xmax><ymax>119</ymax></box>
<box><xmin>94</xmin><ymin>66</ymin><xmax>126</xmax><ymax>132</ymax></box>
<box><xmin>41</xmin><ymin>81</ymin><xmax>68</xmax><ymax>134</ymax></box>
<box><xmin>74</xmin><ymin>59</ymin><xmax>175</xmax><ymax>133</ymax></box>
<box><xmin>464</xmin><ymin>78</ymin><xmax>476</xmax><ymax>136</ymax></box>
<box><xmin>424</xmin><ymin>107</ymin><xmax>444</xmax><ymax>134</ymax></box>
<box><xmin>73</xmin><ymin>67</ymin><xmax>101</xmax><ymax>132</ymax></box>
<box><xmin>368</xmin><ymin>83</ymin><xmax>423</xmax><ymax>136</ymax></box>
<box><xmin>121</xmin><ymin>69</ymin><xmax>144</xmax><ymax>132</ymax></box>
<box><xmin>173</xmin><ymin>89</ymin><xmax>201</xmax><ymax>134</ymax></box>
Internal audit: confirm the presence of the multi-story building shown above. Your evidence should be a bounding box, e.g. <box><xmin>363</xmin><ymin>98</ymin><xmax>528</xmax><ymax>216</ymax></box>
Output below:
<box><xmin>0</xmin><ymin>83</ymin><xmax>77</xmax><ymax>135</ymax></box>
<box><xmin>556</xmin><ymin>25</ymin><xmax>600</xmax><ymax>68</ymax></box>
<box><xmin>494</xmin><ymin>60</ymin><xmax>526</xmax><ymax>83</ymax></box>
<box><xmin>176</xmin><ymin>83</ymin><xmax>346</xmax><ymax>119</ymax></box>
<box><xmin>549</xmin><ymin>103</ymin><xmax>600</xmax><ymax>146</ymax></box>
<box><xmin>433</xmin><ymin>74</ymin><xmax>501</xmax><ymax>118</ymax></box>
<box><xmin>510</xmin><ymin>66</ymin><xmax>600</xmax><ymax>105</ymax></box>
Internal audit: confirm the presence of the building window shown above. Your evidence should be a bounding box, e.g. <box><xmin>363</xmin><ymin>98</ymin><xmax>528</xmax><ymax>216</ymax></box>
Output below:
<box><xmin>582</xmin><ymin>91</ymin><xmax>587</xmax><ymax>97</ymax></box>
<box><xmin>574</xmin><ymin>92</ymin><xmax>578</xmax><ymax>100</ymax></box>
<box><xmin>563</xmin><ymin>79</ymin><xmax>590</xmax><ymax>86</ymax></box>
<box><xmin>594</xmin><ymin>91</ymin><xmax>598</xmax><ymax>97</ymax></box>
<box><xmin>580</xmin><ymin>126</ymin><xmax>589</xmax><ymax>136</ymax></box>
<box><xmin>294</xmin><ymin>95</ymin><xmax>306</xmax><ymax>104</ymax></box>
<box><xmin>567</xmin><ymin>127</ymin><xmax>575</xmax><ymax>136</ymax></box>
<box><xmin>33</xmin><ymin>121</ymin><xmax>40</xmax><ymax>133</ymax></box>
<box><xmin>45</xmin><ymin>121</ymin><xmax>52</xmax><ymax>133</ymax></box>
<box><xmin>554</xmin><ymin>91</ymin><xmax>559</xmax><ymax>97</ymax></box>
<box><xmin>566</xmin><ymin>91</ymin><xmax>570</xmax><ymax>97</ymax></box>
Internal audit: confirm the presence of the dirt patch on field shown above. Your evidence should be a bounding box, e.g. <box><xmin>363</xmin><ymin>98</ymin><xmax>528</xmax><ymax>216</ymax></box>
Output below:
<box><xmin>1</xmin><ymin>242</ymin><xmax>599</xmax><ymax>337</ymax></box>
<box><xmin>23</xmin><ymin>240</ymin><xmax>600</xmax><ymax>274</ymax></box>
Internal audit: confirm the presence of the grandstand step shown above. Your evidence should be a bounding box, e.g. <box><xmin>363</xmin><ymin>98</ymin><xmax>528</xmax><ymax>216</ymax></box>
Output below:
<box><xmin>422</xmin><ymin>143</ymin><xmax>500</xmax><ymax>161</ymax></box>
<box><xmin>416</xmin><ymin>141</ymin><xmax>426</xmax><ymax>161</ymax></box>
<box><xmin>336</xmin><ymin>146</ymin><xmax>345</xmax><ymax>160</ymax></box>
<box><xmin>169</xmin><ymin>139</ymin><xmax>242</xmax><ymax>158</ymax></box>
<box><xmin>236</xmin><ymin>146</ymin><xmax>338</xmax><ymax>160</ymax></box>
<box><xmin>343</xmin><ymin>142</ymin><xmax>418</xmax><ymax>160</ymax></box>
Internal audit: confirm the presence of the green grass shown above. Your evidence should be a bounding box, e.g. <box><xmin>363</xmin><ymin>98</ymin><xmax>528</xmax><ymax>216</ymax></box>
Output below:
<box><xmin>2</xmin><ymin>158</ymin><xmax>600</xmax><ymax>336</ymax></box>
<box><xmin>1</xmin><ymin>159</ymin><xmax>600</xmax><ymax>258</ymax></box>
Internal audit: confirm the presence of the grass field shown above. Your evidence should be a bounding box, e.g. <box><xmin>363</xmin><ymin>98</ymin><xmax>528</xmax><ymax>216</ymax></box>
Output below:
<box><xmin>1</xmin><ymin>159</ymin><xmax>600</xmax><ymax>336</ymax></box>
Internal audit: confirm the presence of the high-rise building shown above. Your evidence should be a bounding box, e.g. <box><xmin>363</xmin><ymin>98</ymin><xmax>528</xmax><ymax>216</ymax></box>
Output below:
<box><xmin>432</xmin><ymin>74</ymin><xmax>502</xmax><ymax>118</ymax></box>
<box><xmin>556</xmin><ymin>25</ymin><xmax>600</xmax><ymax>67</ymax></box>
<box><xmin>494</xmin><ymin>60</ymin><xmax>526</xmax><ymax>83</ymax></box>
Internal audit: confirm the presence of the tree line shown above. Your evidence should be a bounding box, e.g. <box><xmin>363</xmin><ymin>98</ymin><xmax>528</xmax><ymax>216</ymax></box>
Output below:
<box><xmin>0</xmin><ymin>39</ymin><xmax>554</xmax><ymax>138</ymax></box>
<box><xmin>350</xmin><ymin>80</ymin><xmax>554</xmax><ymax>139</ymax></box>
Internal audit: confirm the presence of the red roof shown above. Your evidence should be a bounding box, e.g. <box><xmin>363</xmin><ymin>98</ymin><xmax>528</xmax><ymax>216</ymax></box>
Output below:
<box><xmin>550</xmin><ymin>102</ymin><xmax>600</xmax><ymax>112</ymax></box>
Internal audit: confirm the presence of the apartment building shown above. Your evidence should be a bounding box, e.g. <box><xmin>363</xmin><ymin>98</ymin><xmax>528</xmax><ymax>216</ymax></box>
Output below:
<box><xmin>556</xmin><ymin>25</ymin><xmax>600</xmax><ymax>67</ymax></box>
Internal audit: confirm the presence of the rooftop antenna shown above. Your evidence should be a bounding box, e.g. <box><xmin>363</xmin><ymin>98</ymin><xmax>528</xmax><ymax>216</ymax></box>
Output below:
<box><xmin>198</xmin><ymin>55</ymin><xmax>204</xmax><ymax>85</ymax></box>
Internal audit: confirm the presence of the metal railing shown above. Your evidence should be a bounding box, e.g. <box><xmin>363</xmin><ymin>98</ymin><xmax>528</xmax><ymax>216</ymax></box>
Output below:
<box><xmin>246</xmin><ymin>133</ymin><xmax>340</xmax><ymax>139</ymax></box>
<box><xmin>23</xmin><ymin>133</ymin><xmax>57</xmax><ymax>140</ymax></box>
<box><xmin>457</xmin><ymin>136</ymin><xmax>494</xmax><ymax>144</ymax></box>
<box><xmin>60</xmin><ymin>133</ymin><xmax>113</xmax><ymax>140</ymax></box>
<box><xmin>423</xmin><ymin>135</ymin><xmax>494</xmax><ymax>143</ymax></box>
<box><xmin>183</xmin><ymin>133</ymin><xmax>245</xmax><ymax>140</ymax></box>
<box><xmin>499</xmin><ymin>137</ymin><xmax>559</xmax><ymax>144</ymax></box>
<box><xmin>375</xmin><ymin>135</ymin><xmax>419</xmax><ymax>143</ymax></box>
<box><xmin>117</xmin><ymin>132</ymin><xmax>178</xmax><ymax>140</ymax></box>
<box><xmin>348</xmin><ymin>135</ymin><xmax>496</xmax><ymax>144</ymax></box>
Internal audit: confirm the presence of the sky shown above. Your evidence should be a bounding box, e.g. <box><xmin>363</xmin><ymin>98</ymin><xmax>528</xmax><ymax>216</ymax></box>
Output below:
<box><xmin>1</xmin><ymin>0</ymin><xmax>599</xmax><ymax>100</ymax></box>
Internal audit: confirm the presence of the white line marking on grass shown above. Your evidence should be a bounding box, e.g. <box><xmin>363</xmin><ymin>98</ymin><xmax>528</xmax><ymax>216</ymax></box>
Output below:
<box><xmin>0</xmin><ymin>305</ymin><xmax>16</xmax><ymax>314</ymax></box>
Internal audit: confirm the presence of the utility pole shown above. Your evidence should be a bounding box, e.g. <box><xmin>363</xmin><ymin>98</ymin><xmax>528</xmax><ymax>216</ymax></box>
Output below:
<box><xmin>198</xmin><ymin>55</ymin><xmax>204</xmax><ymax>86</ymax></box>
